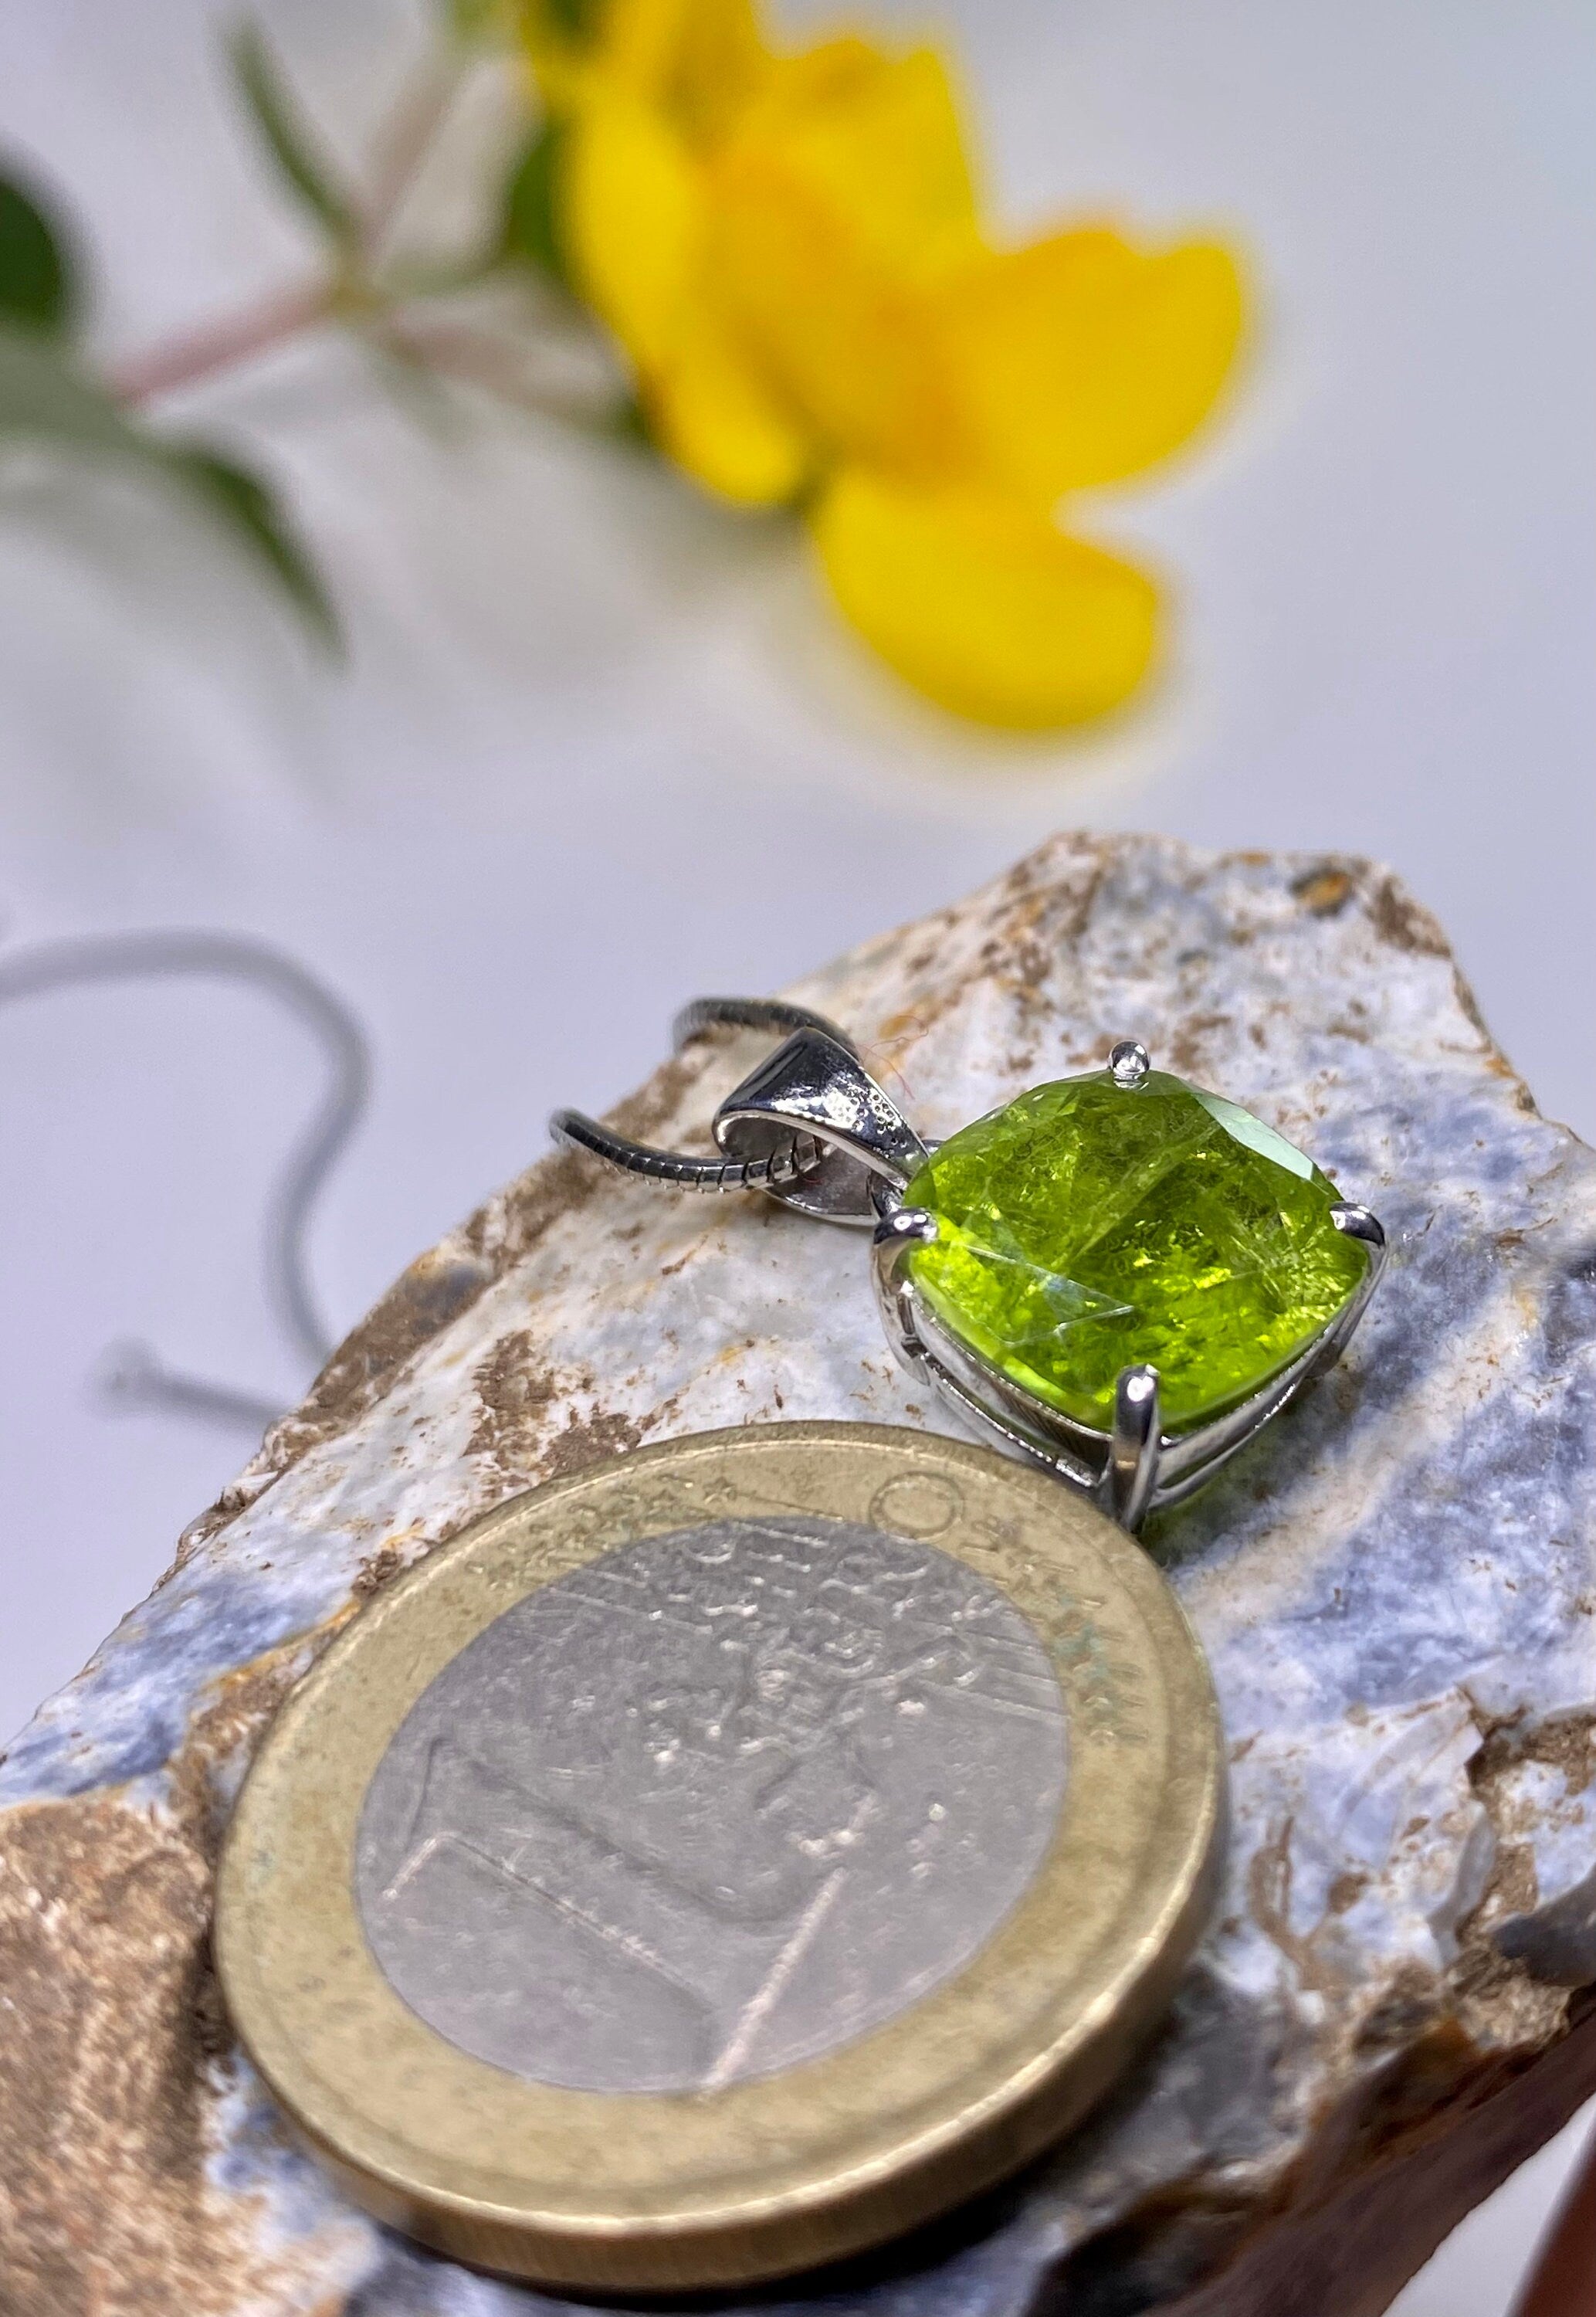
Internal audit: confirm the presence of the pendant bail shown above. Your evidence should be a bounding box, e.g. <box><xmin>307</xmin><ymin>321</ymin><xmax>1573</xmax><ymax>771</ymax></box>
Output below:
<box><xmin>713</xmin><ymin>1022</ymin><xmax>927</xmax><ymax>1225</ymax></box>
<box><xmin>551</xmin><ymin>999</ymin><xmax>927</xmax><ymax>1228</ymax></box>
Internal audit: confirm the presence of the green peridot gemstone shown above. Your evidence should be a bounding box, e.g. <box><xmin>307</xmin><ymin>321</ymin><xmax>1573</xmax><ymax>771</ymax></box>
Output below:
<box><xmin>903</xmin><ymin>1068</ymin><xmax>1368</xmax><ymax>1436</ymax></box>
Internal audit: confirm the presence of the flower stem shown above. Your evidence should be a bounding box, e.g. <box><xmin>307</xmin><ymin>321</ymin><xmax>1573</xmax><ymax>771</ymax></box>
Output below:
<box><xmin>110</xmin><ymin>276</ymin><xmax>340</xmax><ymax>405</ymax></box>
<box><xmin>108</xmin><ymin>36</ymin><xmax>472</xmax><ymax>409</ymax></box>
<box><xmin>358</xmin><ymin>46</ymin><xmax>466</xmax><ymax>258</ymax></box>
<box><xmin>378</xmin><ymin>314</ymin><xmax>617</xmax><ymax>432</ymax></box>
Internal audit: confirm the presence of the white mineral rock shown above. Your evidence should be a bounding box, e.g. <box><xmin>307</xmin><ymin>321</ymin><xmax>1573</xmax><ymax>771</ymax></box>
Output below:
<box><xmin>3</xmin><ymin>832</ymin><xmax>1595</xmax><ymax>2317</ymax></box>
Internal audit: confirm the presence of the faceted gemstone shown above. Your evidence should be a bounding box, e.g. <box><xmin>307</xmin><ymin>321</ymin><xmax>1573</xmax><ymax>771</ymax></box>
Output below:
<box><xmin>903</xmin><ymin>1069</ymin><xmax>1368</xmax><ymax>1435</ymax></box>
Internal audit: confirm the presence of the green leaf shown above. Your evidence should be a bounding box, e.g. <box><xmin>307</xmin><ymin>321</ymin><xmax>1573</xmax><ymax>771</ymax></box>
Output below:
<box><xmin>446</xmin><ymin>0</ymin><xmax>511</xmax><ymax>43</ymax></box>
<box><xmin>0</xmin><ymin>321</ymin><xmax>134</xmax><ymax>455</ymax></box>
<box><xmin>605</xmin><ymin>391</ymin><xmax>656</xmax><ymax>451</ymax></box>
<box><xmin>174</xmin><ymin>450</ymin><xmax>341</xmax><ymax>651</ymax></box>
<box><xmin>0</xmin><ymin>323</ymin><xmax>340</xmax><ymax>649</ymax></box>
<box><xmin>540</xmin><ymin>0</ymin><xmax>600</xmax><ymax>39</ymax></box>
<box><xmin>227</xmin><ymin>19</ymin><xmax>356</xmax><ymax>242</ymax></box>
<box><xmin>354</xmin><ymin>324</ymin><xmax>466</xmax><ymax>441</ymax></box>
<box><xmin>501</xmin><ymin>120</ymin><xmax>571</xmax><ymax>288</ymax></box>
<box><xmin>0</xmin><ymin>171</ymin><xmax>76</xmax><ymax>334</ymax></box>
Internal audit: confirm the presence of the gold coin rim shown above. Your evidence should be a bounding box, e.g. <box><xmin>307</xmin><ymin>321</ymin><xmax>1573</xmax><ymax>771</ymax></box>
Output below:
<box><xmin>215</xmin><ymin>1422</ymin><xmax>1224</xmax><ymax>2291</ymax></box>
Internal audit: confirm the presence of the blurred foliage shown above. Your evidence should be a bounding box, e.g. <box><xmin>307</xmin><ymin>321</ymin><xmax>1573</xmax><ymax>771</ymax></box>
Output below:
<box><xmin>0</xmin><ymin>175</ymin><xmax>76</xmax><ymax>333</ymax></box>
<box><xmin>0</xmin><ymin>0</ymin><xmax>1246</xmax><ymax>724</ymax></box>
<box><xmin>0</xmin><ymin>156</ymin><xmax>336</xmax><ymax>646</ymax></box>
<box><xmin>501</xmin><ymin>122</ymin><xmax>573</xmax><ymax>288</ymax></box>
<box><xmin>178</xmin><ymin>449</ymin><xmax>339</xmax><ymax>646</ymax></box>
<box><xmin>228</xmin><ymin>20</ymin><xmax>357</xmax><ymax>246</ymax></box>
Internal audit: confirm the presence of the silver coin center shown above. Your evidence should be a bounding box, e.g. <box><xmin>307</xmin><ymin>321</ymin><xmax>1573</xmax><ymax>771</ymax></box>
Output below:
<box><xmin>355</xmin><ymin>1515</ymin><xmax>1068</xmax><ymax>2094</ymax></box>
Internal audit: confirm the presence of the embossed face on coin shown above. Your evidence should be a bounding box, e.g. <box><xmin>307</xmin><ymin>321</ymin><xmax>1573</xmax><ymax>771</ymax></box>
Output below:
<box><xmin>356</xmin><ymin>1515</ymin><xmax>1068</xmax><ymax>2093</ymax></box>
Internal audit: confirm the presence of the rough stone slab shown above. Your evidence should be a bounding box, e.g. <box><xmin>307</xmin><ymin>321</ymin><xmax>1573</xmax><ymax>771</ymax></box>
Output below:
<box><xmin>4</xmin><ymin>830</ymin><xmax>1596</xmax><ymax>2317</ymax></box>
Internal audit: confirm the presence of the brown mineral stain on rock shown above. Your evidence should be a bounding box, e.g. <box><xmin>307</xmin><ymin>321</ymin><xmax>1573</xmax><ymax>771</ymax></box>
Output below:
<box><xmin>1527</xmin><ymin>1717</ymin><xmax>1596</xmax><ymax>1796</ymax></box>
<box><xmin>1001</xmin><ymin>843</ymin><xmax>1106</xmax><ymax>1018</ymax></box>
<box><xmin>1475</xmin><ymin>1709</ymin><xmax>1596</xmax><ymax>1803</ymax></box>
<box><xmin>1046</xmin><ymin>2003</ymin><xmax>1577</xmax><ymax>2317</ymax></box>
<box><xmin>1357</xmin><ymin>1960</ymin><xmax>1443</xmax><ymax>2052</ymax></box>
<box><xmin>842</xmin><ymin>830</ymin><xmax>1110</xmax><ymax>1067</ymax></box>
<box><xmin>1293</xmin><ymin>866</ymin><xmax>1357</xmax><ymax>918</ymax></box>
<box><xmin>0</xmin><ymin>1637</ymin><xmax>349</xmax><ymax>2317</ymax></box>
<box><xmin>467</xmin><ymin>1331</ymin><xmax>647</xmax><ymax>1489</ymax></box>
<box><xmin>171</xmin><ymin>1639</ymin><xmax>327</xmax><ymax>1868</ymax></box>
<box><xmin>606</xmin><ymin>1051</ymin><xmax>702</xmax><ymax>1145</ymax></box>
<box><xmin>1166</xmin><ymin>1013</ymin><xmax>1234</xmax><ymax>1083</ymax></box>
<box><xmin>195</xmin><ymin>1240</ymin><xmax>504</xmax><ymax>1552</ymax></box>
<box><xmin>460</xmin><ymin>1145</ymin><xmax>592</xmax><ymax>1272</ymax></box>
<box><xmin>1140</xmin><ymin>2000</ymin><xmax>1596</xmax><ymax>2317</ymax></box>
<box><xmin>468</xmin><ymin>1328</ymin><xmax>560</xmax><ymax>1479</ymax></box>
<box><xmin>301</xmin><ymin>1243</ymin><xmax>496</xmax><ymax>1426</ymax></box>
<box><xmin>1327</xmin><ymin>1870</ymin><xmax>1371</xmax><ymax>1916</ymax></box>
<box><xmin>1337</xmin><ymin>2016</ymin><xmax>1540</xmax><ymax>2195</ymax></box>
<box><xmin>537</xmin><ymin>1405</ymin><xmax>646</xmax><ymax>1483</ymax></box>
<box><xmin>1347</xmin><ymin>863</ymin><xmax>1536</xmax><ymax>1119</ymax></box>
<box><xmin>1246</xmin><ymin>1817</ymin><xmax>1346</xmax><ymax>2000</ymax></box>
<box><xmin>351</xmin><ymin>1538</ymin><xmax>407</xmax><ymax>1603</ymax></box>
<box><xmin>1449</xmin><ymin>1720</ymin><xmax>1579</xmax><ymax>2048</ymax></box>
<box><xmin>1369</xmin><ymin>874</ymin><xmax>1450</xmax><ymax>959</ymax></box>
<box><xmin>0</xmin><ymin>1792</ymin><xmax>237</xmax><ymax>2317</ymax></box>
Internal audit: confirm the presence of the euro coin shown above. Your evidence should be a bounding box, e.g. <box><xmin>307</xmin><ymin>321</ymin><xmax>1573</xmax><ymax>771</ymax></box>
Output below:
<box><xmin>216</xmin><ymin>1422</ymin><xmax>1222</xmax><ymax>2291</ymax></box>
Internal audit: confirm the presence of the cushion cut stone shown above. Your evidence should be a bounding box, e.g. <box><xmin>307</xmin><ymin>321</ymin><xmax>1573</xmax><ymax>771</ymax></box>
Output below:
<box><xmin>903</xmin><ymin>1068</ymin><xmax>1368</xmax><ymax>1435</ymax></box>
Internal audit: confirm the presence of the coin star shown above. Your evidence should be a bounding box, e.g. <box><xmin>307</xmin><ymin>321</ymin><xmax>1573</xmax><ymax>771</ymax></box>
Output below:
<box><xmin>903</xmin><ymin>1068</ymin><xmax>1370</xmax><ymax>1434</ymax></box>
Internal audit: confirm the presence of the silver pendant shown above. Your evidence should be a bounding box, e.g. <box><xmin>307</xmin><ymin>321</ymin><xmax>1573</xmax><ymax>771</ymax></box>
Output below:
<box><xmin>552</xmin><ymin>999</ymin><xmax>1386</xmax><ymax>1533</ymax></box>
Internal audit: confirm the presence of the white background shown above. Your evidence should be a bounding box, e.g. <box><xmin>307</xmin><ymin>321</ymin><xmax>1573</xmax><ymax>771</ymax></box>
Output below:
<box><xmin>0</xmin><ymin>2</ymin><xmax>1591</xmax><ymax>2308</ymax></box>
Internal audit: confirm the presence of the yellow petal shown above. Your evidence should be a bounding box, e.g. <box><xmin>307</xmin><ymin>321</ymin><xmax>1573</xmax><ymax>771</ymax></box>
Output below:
<box><xmin>708</xmin><ymin>164</ymin><xmax>964</xmax><ymax>476</ymax></box>
<box><xmin>599</xmin><ymin>0</ymin><xmax>772</xmax><ymax>151</ymax></box>
<box><xmin>707</xmin><ymin>48</ymin><xmax>982</xmax><ymax>474</ymax></box>
<box><xmin>740</xmin><ymin>42</ymin><xmax>980</xmax><ymax>278</ymax></box>
<box><xmin>811</xmin><ymin>469</ymin><xmax>1159</xmax><ymax>728</ymax></box>
<box><xmin>941</xmin><ymin>229</ymin><xmax>1244</xmax><ymax>498</ymax></box>
<box><xmin>563</xmin><ymin>91</ymin><xmax>702</xmax><ymax>372</ymax></box>
<box><xmin>518</xmin><ymin>2</ymin><xmax>597</xmax><ymax>116</ymax></box>
<box><xmin>646</xmin><ymin>297</ymin><xmax>812</xmax><ymax>504</ymax></box>
<box><xmin>561</xmin><ymin>80</ymin><xmax>812</xmax><ymax>501</ymax></box>
<box><xmin>745</xmin><ymin>36</ymin><xmax>882</xmax><ymax>115</ymax></box>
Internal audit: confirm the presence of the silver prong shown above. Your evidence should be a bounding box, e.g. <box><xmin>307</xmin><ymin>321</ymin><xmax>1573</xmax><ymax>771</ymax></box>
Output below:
<box><xmin>871</xmin><ymin>1204</ymin><xmax>938</xmax><ymax>1297</ymax></box>
<box><xmin>870</xmin><ymin>1206</ymin><xmax>937</xmax><ymax>1379</ymax></box>
<box><xmin>873</xmin><ymin>1206</ymin><xmax>937</xmax><ymax>1250</ymax></box>
<box><xmin>1328</xmin><ymin>1202</ymin><xmax>1388</xmax><ymax>1348</ymax></box>
<box><xmin>1102</xmin><ymin>1365</ymin><xmax>1161</xmax><ymax>1532</ymax></box>
<box><xmin>1109</xmin><ymin>1040</ymin><xmax>1151</xmax><ymax>1087</ymax></box>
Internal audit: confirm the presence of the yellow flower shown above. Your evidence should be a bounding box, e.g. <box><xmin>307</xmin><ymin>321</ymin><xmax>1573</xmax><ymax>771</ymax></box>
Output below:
<box><xmin>527</xmin><ymin>0</ymin><xmax>1242</xmax><ymax>729</ymax></box>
